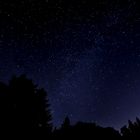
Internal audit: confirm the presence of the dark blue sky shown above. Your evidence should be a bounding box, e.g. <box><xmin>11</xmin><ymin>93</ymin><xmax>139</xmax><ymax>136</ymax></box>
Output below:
<box><xmin>0</xmin><ymin>0</ymin><xmax>139</xmax><ymax>129</ymax></box>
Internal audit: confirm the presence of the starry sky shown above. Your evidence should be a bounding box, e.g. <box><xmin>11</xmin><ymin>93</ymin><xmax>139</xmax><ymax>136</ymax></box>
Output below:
<box><xmin>0</xmin><ymin>0</ymin><xmax>139</xmax><ymax>129</ymax></box>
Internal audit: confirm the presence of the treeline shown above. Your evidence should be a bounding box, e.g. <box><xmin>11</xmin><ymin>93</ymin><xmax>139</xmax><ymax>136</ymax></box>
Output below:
<box><xmin>0</xmin><ymin>75</ymin><xmax>140</xmax><ymax>139</ymax></box>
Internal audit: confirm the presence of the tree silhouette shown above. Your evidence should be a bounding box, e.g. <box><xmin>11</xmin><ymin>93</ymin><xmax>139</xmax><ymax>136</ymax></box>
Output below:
<box><xmin>35</xmin><ymin>88</ymin><xmax>52</xmax><ymax>137</ymax></box>
<box><xmin>61</xmin><ymin>116</ymin><xmax>71</xmax><ymax>130</ymax></box>
<box><xmin>0</xmin><ymin>75</ymin><xmax>52</xmax><ymax>139</ymax></box>
<box><xmin>121</xmin><ymin>117</ymin><xmax>140</xmax><ymax>138</ymax></box>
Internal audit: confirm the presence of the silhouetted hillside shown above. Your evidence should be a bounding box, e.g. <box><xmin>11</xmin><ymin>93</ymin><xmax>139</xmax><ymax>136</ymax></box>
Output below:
<box><xmin>53</xmin><ymin>118</ymin><xmax>121</xmax><ymax>139</ymax></box>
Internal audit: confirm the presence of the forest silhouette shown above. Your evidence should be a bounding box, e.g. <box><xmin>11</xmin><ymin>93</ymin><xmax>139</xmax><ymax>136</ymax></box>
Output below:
<box><xmin>0</xmin><ymin>75</ymin><xmax>140</xmax><ymax>139</ymax></box>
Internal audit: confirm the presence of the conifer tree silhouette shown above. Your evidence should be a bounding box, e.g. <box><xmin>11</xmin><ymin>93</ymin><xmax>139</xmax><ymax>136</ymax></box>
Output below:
<box><xmin>0</xmin><ymin>75</ymin><xmax>52</xmax><ymax>139</ymax></box>
<box><xmin>61</xmin><ymin>116</ymin><xmax>70</xmax><ymax>130</ymax></box>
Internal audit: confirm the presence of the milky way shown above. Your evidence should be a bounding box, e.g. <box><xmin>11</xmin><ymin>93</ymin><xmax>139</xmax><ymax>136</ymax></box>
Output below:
<box><xmin>0</xmin><ymin>0</ymin><xmax>139</xmax><ymax>129</ymax></box>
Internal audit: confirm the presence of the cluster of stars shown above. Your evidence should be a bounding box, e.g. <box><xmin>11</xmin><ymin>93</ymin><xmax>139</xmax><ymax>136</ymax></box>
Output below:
<box><xmin>0</xmin><ymin>0</ymin><xmax>139</xmax><ymax>129</ymax></box>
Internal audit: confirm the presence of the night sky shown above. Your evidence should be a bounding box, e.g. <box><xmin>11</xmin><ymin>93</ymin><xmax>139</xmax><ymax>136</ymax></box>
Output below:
<box><xmin>0</xmin><ymin>0</ymin><xmax>139</xmax><ymax>129</ymax></box>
